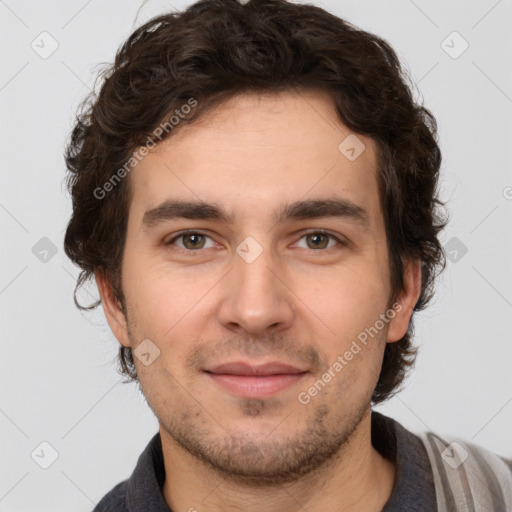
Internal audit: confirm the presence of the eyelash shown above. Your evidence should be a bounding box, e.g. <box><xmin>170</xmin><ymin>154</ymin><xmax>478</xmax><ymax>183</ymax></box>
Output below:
<box><xmin>164</xmin><ymin>229</ymin><xmax>346</xmax><ymax>254</ymax></box>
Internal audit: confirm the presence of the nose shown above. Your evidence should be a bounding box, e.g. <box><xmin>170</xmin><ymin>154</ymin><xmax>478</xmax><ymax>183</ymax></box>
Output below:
<box><xmin>217</xmin><ymin>243</ymin><xmax>294</xmax><ymax>335</ymax></box>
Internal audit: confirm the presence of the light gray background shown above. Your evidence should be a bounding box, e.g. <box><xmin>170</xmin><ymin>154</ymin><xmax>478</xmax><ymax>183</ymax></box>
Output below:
<box><xmin>1</xmin><ymin>0</ymin><xmax>511</xmax><ymax>510</ymax></box>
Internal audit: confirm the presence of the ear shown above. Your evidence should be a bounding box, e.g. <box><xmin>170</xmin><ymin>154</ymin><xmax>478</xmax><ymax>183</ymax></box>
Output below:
<box><xmin>386</xmin><ymin>259</ymin><xmax>422</xmax><ymax>343</ymax></box>
<box><xmin>95</xmin><ymin>270</ymin><xmax>131</xmax><ymax>348</ymax></box>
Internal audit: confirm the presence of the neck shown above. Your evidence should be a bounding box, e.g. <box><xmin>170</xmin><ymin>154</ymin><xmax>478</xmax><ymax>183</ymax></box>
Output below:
<box><xmin>161</xmin><ymin>407</ymin><xmax>395</xmax><ymax>512</ymax></box>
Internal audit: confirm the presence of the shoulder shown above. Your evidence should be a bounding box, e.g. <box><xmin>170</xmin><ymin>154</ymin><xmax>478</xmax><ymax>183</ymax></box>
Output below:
<box><xmin>90</xmin><ymin>432</ymin><xmax>168</xmax><ymax>512</ymax></box>
<box><xmin>419</xmin><ymin>431</ymin><xmax>512</xmax><ymax>511</ymax></box>
<box><xmin>92</xmin><ymin>479</ymin><xmax>128</xmax><ymax>512</ymax></box>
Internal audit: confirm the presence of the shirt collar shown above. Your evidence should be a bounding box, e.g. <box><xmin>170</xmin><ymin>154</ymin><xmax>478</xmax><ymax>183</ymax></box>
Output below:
<box><xmin>126</xmin><ymin>432</ymin><xmax>172</xmax><ymax>512</ymax></box>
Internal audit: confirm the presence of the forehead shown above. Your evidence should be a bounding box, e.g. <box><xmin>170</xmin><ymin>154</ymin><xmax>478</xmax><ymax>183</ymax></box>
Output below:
<box><xmin>128</xmin><ymin>90</ymin><xmax>381</xmax><ymax>226</ymax></box>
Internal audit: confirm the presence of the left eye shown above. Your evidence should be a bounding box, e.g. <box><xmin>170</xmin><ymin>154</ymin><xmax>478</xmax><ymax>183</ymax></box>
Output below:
<box><xmin>294</xmin><ymin>231</ymin><xmax>342</xmax><ymax>250</ymax></box>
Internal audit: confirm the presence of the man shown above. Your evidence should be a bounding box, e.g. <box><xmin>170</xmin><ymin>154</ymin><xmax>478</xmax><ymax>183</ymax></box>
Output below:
<box><xmin>63</xmin><ymin>0</ymin><xmax>512</xmax><ymax>510</ymax></box>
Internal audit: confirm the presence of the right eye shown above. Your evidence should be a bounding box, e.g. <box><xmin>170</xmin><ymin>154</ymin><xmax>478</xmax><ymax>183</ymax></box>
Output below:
<box><xmin>164</xmin><ymin>231</ymin><xmax>217</xmax><ymax>252</ymax></box>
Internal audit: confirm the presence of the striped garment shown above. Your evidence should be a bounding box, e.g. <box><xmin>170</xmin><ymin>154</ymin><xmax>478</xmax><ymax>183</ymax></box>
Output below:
<box><xmin>420</xmin><ymin>432</ymin><xmax>512</xmax><ymax>511</ymax></box>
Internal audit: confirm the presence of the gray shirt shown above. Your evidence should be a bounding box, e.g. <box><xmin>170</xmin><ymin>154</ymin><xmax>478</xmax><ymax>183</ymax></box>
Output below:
<box><xmin>93</xmin><ymin>411</ymin><xmax>437</xmax><ymax>511</ymax></box>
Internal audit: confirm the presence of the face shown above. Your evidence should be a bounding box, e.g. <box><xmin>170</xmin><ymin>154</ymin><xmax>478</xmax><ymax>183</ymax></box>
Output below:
<box><xmin>98</xmin><ymin>90</ymin><xmax>417</xmax><ymax>484</ymax></box>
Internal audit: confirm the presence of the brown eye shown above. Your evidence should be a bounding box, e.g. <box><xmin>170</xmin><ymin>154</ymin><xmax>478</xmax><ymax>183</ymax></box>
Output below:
<box><xmin>181</xmin><ymin>233</ymin><xmax>206</xmax><ymax>250</ymax></box>
<box><xmin>296</xmin><ymin>231</ymin><xmax>342</xmax><ymax>251</ymax></box>
<box><xmin>305</xmin><ymin>233</ymin><xmax>330</xmax><ymax>249</ymax></box>
<box><xmin>165</xmin><ymin>231</ymin><xmax>215</xmax><ymax>251</ymax></box>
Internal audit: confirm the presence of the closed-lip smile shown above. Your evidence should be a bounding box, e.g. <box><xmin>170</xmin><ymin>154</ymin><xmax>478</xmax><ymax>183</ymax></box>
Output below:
<box><xmin>204</xmin><ymin>361</ymin><xmax>309</xmax><ymax>398</ymax></box>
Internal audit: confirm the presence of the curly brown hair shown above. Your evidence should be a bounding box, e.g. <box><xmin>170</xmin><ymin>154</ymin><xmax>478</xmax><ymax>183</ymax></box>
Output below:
<box><xmin>63</xmin><ymin>0</ymin><xmax>447</xmax><ymax>404</ymax></box>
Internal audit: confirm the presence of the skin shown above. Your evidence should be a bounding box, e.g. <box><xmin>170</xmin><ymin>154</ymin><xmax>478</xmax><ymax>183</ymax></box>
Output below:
<box><xmin>96</xmin><ymin>89</ymin><xmax>421</xmax><ymax>512</ymax></box>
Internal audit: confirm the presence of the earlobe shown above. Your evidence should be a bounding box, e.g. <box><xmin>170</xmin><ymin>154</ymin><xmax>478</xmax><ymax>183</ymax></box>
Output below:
<box><xmin>94</xmin><ymin>271</ymin><xmax>131</xmax><ymax>348</ymax></box>
<box><xmin>386</xmin><ymin>259</ymin><xmax>422</xmax><ymax>343</ymax></box>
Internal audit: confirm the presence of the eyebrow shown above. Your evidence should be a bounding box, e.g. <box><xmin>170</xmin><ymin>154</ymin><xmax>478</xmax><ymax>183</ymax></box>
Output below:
<box><xmin>141</xmin><ymin>197</ymin><xmax>370</xmax><ymax>230</ymax></box>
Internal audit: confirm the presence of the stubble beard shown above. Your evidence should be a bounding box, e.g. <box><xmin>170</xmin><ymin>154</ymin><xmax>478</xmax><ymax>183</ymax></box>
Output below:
<box><xmin>154</xmin><ymin>390</ymin><xmax>371</xmax><ymax>487</ymax></box>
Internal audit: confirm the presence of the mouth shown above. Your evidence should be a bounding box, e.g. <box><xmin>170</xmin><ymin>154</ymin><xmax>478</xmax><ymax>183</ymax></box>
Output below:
<box><xmin>203</xmin><ymin>361</ymin><xmax>309</xmax><ymax>398</ymax></box>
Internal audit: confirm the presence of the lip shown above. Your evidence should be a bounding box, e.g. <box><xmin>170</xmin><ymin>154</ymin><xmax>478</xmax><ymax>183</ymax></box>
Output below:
<box><xmin>204</xmin><ymin>361</ymin><xmax>308</xmax><ymax>398</ymax></box>
<box><xmin>206</xmin><ymin>361</ymin><xmax>307</xmax><ymax>376</ymax></box>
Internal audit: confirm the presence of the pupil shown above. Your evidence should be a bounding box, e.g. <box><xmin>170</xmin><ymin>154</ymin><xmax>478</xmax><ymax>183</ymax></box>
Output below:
<box><xmin>186</xmin><ymin>234</ymin><xmax>202</xmax><ymax>248</ymax></box>
<box><xmin>309</xmin><ymin>234</ymin><xmax>326</xmax><ymax>249</ymax></box>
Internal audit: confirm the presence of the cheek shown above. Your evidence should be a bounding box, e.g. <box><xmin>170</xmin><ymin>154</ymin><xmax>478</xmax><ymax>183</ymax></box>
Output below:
<box><xmin>294</xmin><ymin>267</ymin><xmax>391</xmax><ymax>376</ymax></box>
<box><xmin>299</xmin><ymin>262</ymin><xmax>389</xmax><ymax>322</ymax></box>
<box><xmin>124</xmin><ymin>261</ymin><xmax>219</xmax><ymax>352</ymax></box>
